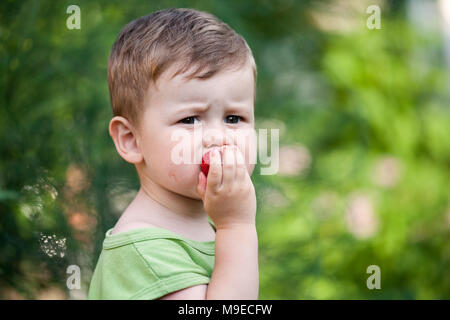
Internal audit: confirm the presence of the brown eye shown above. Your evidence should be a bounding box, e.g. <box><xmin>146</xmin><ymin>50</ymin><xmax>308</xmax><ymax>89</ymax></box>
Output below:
<box><xmin>225</xmin><ymin>115</ymin><xmax>242</xmax><ymax>124</ymax></box>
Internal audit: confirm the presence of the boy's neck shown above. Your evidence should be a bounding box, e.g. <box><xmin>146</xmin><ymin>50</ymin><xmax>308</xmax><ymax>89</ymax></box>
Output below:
<box><xmin>140</xmin><ymin>178</ymin><xmax>206</xmax><ymax>219</ymax></box>
<box><xmin>123</xmin><ymin>177</ymin><xmax>209</xmax><ymax>230</ymax></box>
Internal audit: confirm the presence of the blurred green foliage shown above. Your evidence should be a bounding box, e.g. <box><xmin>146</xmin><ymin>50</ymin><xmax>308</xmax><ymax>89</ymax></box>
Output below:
<box><xmin>1</xmin><ymin>0</ymin><xmax>449</xmax><ymax>299</ymax></box>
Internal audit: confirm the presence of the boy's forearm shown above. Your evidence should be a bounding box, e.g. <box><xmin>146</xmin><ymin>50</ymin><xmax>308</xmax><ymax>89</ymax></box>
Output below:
<box><xmin>206</xmin><ymin>224</ymin><xmax>259</xmax><ymax>300</ymax></box>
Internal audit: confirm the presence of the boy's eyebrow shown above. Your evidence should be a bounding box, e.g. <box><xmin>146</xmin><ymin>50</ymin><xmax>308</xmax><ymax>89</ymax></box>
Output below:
<box><xmin>174</xmin><ymin>103</ymin><xmax>253</xmax><ymax>117</ymax></box>
<box><xmin>175</xmin><ymin>103</ymin><xmax>210</xmax><ymax>113</ymax></box>
<box><xmin>176</xmin><ymin>100</ymin><xmax>252</xmax><ymax>109</ymax></box>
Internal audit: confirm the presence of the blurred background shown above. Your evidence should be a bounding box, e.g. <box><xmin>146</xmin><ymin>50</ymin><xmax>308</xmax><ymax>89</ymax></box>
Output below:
<box><xmin>1</xmin><ymin>0</ymin><xmax>449</xmax><ymax>299</ymax></box>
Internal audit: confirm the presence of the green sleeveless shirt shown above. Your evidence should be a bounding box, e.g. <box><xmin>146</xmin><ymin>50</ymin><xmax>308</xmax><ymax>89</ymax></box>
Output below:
<box><xmin>88</xmin><ymin>221</ymin><xmax>216</xmax><ymax>300</ymax></box>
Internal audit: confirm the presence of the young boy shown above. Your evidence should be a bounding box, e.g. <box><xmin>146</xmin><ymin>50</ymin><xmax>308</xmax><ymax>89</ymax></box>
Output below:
<box><xmin>88</xmin><ymin>8</ymin><xmax>258</xmax><ymax>300</ymax></box>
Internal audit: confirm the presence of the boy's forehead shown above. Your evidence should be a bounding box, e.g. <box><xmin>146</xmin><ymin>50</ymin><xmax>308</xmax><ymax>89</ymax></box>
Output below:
<box><xmin>150</xmin><ymin>62</ymin><xmax>255</xmax><ymax>105</ymax></box>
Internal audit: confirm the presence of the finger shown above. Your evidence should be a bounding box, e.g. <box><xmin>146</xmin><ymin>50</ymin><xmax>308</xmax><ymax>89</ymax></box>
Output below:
<box><xmin>197</xmin><ymin>171</ymin><xmax>207</xmax><ymax>199</ymax></box>
<box><xmin>222</xmin><ymin>145</ymin><xmax>236</xmax><ymax>188</ymax></box>
<box><xmin>235</xmin><ymin>147</ymin><xmax>247</xmax><ymax>180</ymax></box>
<box><xmin>206</xmin><ymin>148</ymin><xmax>222</xmax><ymax>192</ymax></box>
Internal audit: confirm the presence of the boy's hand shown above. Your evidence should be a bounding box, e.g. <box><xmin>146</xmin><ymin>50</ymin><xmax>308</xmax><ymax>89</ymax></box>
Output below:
<box><xmin>197</xmin><ymin>146</ymin><xmax>256</xmax><ymax>229</ymax></box>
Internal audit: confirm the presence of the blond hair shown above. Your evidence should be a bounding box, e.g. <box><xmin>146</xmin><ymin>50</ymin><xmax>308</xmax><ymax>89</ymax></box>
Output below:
<box><xmin>108</xmin><ymin>8</ymin><xmax>257</xmax><ymax>129</ymax></box>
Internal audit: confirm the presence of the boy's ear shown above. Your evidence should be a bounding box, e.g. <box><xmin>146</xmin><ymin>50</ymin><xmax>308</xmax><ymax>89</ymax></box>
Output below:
<box><xmin>109</xmin><ymin>116</ymin><xmax>143</xmax><ymax>164</ymax></box>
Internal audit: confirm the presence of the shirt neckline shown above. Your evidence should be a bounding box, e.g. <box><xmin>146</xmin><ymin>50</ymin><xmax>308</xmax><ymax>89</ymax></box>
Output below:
<box><xmin>102</xmin><ymin>220</ymin><xmax>216</xmax><ymax>254</ymax></box>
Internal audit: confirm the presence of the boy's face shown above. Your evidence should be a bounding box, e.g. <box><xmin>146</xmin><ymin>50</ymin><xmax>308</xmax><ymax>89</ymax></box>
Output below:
<box><xmin>136</xmin><ymin>61</ymin><xmax>256</xmax><ymax>200</ymax></box>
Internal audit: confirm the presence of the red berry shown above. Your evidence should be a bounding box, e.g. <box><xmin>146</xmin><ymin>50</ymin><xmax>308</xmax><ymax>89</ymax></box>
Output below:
<box><xmin>201</xmin><ymin>151</ymin><xmax>210</xmax><ymax>176</ymax></box>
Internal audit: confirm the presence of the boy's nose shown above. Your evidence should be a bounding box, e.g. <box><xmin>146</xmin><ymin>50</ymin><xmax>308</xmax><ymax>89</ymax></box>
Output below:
<box><xmin>202</xmin><ymin>126</ymin><xmax>232</xmax><ymax>148</ymax></box>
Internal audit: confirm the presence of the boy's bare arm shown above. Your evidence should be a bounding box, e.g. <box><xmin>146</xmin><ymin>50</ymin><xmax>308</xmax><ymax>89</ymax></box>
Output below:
<box><xmin>203</xmin><ymin>147</ymin><xmax>258</xmax><ymax>299</ymax></box>
<box><xmin>159</xmin><ymin>146</ymin><xmax>258</xmax><ymax>300</ymax></box>
<box><xmin>206</xmin><ymin>223</ymin><xmax>258</xmax><ymax>299</ymax></box>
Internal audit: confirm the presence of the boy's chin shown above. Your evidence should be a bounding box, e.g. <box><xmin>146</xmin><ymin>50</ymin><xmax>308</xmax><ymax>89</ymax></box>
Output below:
<box><xmin>189</xmin><ymin>191</ymin><xmax>202</xmax><ymax>201</ymax></box>
<box><xmin>173</xmin><ymin>187</ymin><xmax>203</xmax><ymax>201</ymax></box>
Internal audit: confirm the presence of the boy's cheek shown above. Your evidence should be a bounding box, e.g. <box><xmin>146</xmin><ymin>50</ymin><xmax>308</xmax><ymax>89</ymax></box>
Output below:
<box><xmin>247</xmin><ymin>162</ymin><xmax>256</xmax><ymax>176</ymax></box>
<box><xmin>166</xmin><ymin>164</ymin><xmax>204</xmax><ymax>198</ymax></box>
